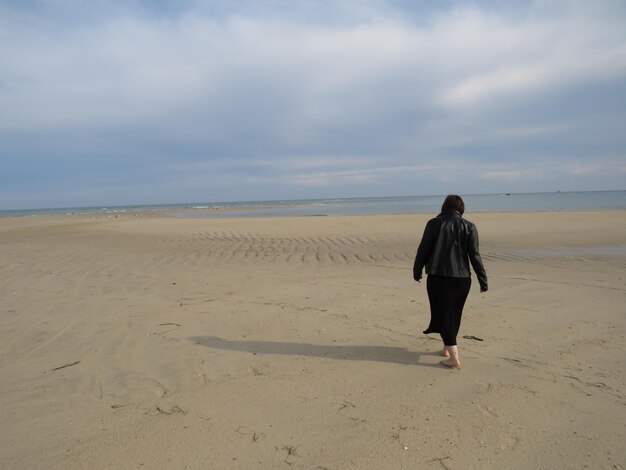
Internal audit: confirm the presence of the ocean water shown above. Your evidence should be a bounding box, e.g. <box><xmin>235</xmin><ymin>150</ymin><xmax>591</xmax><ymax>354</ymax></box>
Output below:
<box><xmin>175</xmin><ymin>191</ymin><xmax>626</xmax><ymax>218</ymax></box>
<box><xmin>1</xmin><ymin>191</ymin><xmax>625</xmax><ymax>219</ymax></box>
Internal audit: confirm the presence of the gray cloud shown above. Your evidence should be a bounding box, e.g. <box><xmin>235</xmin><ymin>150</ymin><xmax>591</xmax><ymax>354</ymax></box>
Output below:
<box><xmin>1</xmin><ymin>0</ymin><xmax>625</xmax><ymax>208</ymax></box>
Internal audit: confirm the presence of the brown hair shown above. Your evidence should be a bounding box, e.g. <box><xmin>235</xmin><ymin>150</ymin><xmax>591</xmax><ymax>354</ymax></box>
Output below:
<box><xmin>441</xmin><ymin>194</ymin><xmax>465</xmax><ymax>215</ymax></box>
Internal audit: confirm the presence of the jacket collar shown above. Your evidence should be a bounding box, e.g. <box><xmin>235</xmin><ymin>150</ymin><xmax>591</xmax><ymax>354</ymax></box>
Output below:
<box><xmin>438</xmin><ymin>210</ymin><xmax>462</xmax><ymax>218</ymax></box>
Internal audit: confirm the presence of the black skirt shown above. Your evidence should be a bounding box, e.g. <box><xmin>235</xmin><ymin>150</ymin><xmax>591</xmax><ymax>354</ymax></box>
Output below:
<box><xmin>423</xmin><ymin>275</ymin><xmax>471</xmax><ymax>346</ymax></box>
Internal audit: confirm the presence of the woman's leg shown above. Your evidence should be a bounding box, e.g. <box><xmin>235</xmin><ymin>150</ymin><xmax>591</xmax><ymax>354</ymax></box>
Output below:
<box><xmin>425</xmin><ymin>276</ymin><xmax>450</xmax><ymax>356</ymax></box>
<box><xmin>439</xmin><ymin>277</ymin><xmax>471</xmax><ymax>368</ymax></box>
<box><xmin>424</xmin><ymin>276</ymin><xmax>444</xmax><ymax>335</ymax></box>
<box><xmin>440</xmin><ymin>277</ymin><xmax>471</xmax><ymax>344</ymax></box>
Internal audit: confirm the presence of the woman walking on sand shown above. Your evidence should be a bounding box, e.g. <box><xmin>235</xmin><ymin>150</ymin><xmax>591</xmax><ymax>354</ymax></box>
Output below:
<box><xmin>413</xmin><ymin>195</ymin><xmax>488</xmax><ymax>368</ymax></box>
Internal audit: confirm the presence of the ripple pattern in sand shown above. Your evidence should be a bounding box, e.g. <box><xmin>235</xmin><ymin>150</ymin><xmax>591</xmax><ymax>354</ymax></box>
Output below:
<box><xmin>150</xmin><ymin>230</ymin><xmax>416</xmax><ymax>267</ymax></box>
<box><xmin>144</xmin><ymin>228</ymin><xmax>626</xmax><ymax>270</ymax></box>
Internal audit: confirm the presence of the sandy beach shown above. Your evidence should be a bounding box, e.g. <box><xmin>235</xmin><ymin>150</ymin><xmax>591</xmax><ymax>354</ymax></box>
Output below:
<box><xmin>0</xmin><ymin>211</ymin><xmax>624</xmax><ymax>469</ymax></box>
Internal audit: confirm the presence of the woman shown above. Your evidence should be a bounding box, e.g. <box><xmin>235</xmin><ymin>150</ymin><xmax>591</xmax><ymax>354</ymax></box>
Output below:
<box><xmin>413</xmin><ymin>195</ymin><xmax>488</xmax><ymax>368</ymax></box>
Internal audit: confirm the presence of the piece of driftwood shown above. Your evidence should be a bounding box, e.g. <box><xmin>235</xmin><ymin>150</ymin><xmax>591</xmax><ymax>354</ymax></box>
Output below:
<box><xmin>51</xmin><ymin>360</ymin><xmax>80</xmax><ymax>371</ymax></box>
<box><xmin>462</xmin><ymin>335</ymin><xmax>484</xmax><ymax>341</ymax></box>
<box><xmin>156</xmin><ymin>405</ymin><xmax>186</xmax><ymax>415</ymax></box>
<box><xmin>155</xmin><ymin>323</ymin><xmax>182</xmax><ymax>335</ymax></box>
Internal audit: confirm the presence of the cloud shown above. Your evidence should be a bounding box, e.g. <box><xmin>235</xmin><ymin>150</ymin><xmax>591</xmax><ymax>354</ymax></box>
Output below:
<box><xmin>4</xmin><ymin>1</ymin><xmax>623</xmax><ymax>133</ymax></box>
<box><xmin>1</xmin><ymin>0</ymin><xmax>625</xmax><ymax>208</ymax></box>
<box><xmin>289</xmin><ymin>163</ymin><xmax>448</xmax><ymax>184</ymax></box>
<box><xmin>294</xmin><ymin>174</ymin><xmax>377</xmax><ymax>187</ymax></box>
<box><xmin>438</xmin><ymin>6</ymin><xmax>626</xmax><ymax>107</ymax></box>
<box><xmin>566</xmin><ymin>161</ymin><xmax>626</xmax><ymax>176</ymax></box>
<box><xmin>442</xmin><ymin>65</ymin><xmax>548</xmax><ymax>106</ymax></box>
<box><xmin>481</xmin><ymin>170</ymin><xmax>545</xmax><ymax>182</ymax></box>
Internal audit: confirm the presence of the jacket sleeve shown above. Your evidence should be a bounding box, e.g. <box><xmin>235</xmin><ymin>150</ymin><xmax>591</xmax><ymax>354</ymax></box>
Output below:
<box><xmin>468</xmin><ymin>224</ymin><xmax>488</xmax><ymax>290</ymax></box>
<box><xmin>413</xmin><ymin>219</ymin><xmax>438</xmax><ymax>281</ymax></box>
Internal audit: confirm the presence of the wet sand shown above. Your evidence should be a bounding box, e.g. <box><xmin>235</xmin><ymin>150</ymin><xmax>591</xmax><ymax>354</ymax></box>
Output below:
<box><xmin>0</xmin><ymin>211</ymin><xmax>625</xmax><ymax>469</ymax></box>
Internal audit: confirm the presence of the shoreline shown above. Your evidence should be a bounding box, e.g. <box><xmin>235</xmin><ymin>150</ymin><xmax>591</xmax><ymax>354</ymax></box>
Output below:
<box><xmin>3</xmin><ymin>206</ymin><xmax>626</xmax><ymax>220</ymax></box>
<box><xmin>2</xmin><ymin>190</ymin><xmax>625</xmax><ymax>219</ymax></box>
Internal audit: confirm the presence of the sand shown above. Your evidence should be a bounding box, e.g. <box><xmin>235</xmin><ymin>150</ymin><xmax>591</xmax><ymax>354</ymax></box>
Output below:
<box><xmin>0</xmin><ymin>211</ymin><xmax>624</xmax><ymax>469</ymax></box>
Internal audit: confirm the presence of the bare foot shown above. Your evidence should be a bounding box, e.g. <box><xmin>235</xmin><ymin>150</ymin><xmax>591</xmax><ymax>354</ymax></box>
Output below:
<box><xmin>440</xmin><ymin>358</ymin><xmax>461</xmax><ymax>369</ymax></box>
<box><xmin>441</xmin><ymin>348</ymin><xmax>450</xmax><ymax>358</ymax></box>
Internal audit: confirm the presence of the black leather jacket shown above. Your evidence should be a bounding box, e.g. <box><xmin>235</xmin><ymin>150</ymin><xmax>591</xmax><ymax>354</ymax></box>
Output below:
<box><xmin>413</xmin><ymin>211</ymin><xmax>488</xmax><ymax>290</ymax></box>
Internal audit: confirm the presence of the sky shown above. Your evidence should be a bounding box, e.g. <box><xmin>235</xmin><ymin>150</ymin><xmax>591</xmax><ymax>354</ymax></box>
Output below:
<box><xmin>1</xmin><ymin>0</ymin><xmax>626</xmax><ymax>209</ymax></box>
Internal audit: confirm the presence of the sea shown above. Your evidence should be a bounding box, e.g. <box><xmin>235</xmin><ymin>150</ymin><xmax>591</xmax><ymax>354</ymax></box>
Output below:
<box><xmin>1</xmin><ymin>191</ymin><xmax>625</xmax><ymax>219</ymax></box>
